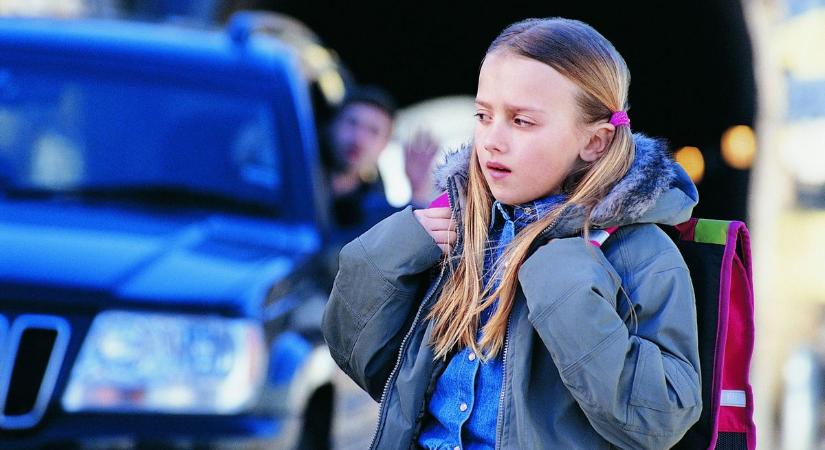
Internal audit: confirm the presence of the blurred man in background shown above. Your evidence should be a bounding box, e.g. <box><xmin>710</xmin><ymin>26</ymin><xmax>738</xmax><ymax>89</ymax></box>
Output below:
<box><xmin>322</xmin><ymin>85</ymin><xmax>438</xmax><ymax>237</ymax></box>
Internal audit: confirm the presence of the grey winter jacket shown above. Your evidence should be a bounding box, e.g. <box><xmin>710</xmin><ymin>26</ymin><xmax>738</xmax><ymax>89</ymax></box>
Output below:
<box><xmin>322</xmin><ymin>134</ymin><xmax>702</xmax><ymax>449</ymax></box>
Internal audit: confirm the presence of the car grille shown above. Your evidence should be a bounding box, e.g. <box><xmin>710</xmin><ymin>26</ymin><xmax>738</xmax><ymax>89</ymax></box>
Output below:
<box><xmin>0</xmin><ymin>314</ymin><xmax>70</xmax><ymax>430</ymax></box>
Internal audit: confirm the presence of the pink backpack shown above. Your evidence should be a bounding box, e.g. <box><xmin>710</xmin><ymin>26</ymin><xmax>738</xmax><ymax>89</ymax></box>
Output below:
<box><xmin>594</xmin><ymin>219</ymin><xmax>756</xmax><ymax>450</ymax></box>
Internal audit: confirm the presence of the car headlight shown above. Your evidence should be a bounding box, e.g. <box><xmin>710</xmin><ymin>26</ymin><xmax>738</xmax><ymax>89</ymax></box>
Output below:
<box><xmin>62</xmin><ymin>310</ymin><xmax>266</xmax><ymax>414</ymax></box>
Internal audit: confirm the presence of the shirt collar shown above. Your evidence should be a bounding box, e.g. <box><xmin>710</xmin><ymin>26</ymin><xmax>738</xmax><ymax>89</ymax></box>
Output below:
<box><xmin>490</xmin><ymin>193</ymin><xmax>567</xmax><ymax>232</ymax></box>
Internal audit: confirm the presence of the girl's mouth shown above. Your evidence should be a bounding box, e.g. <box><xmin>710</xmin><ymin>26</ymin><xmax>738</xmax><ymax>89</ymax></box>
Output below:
<box><xmin>486</xmin><ymin>161</ymin><xmax>511</xmax><ymax>180</ymax></box>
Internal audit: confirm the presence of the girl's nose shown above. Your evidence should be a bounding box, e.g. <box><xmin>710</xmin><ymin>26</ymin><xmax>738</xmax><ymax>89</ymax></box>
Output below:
<box><xmin>482</xmin><ymin>121</ymin><xmax>508</xmax><ymax>154</ymax></box>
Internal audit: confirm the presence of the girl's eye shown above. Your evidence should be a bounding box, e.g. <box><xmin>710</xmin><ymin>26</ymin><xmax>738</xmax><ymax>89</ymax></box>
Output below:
<box><xmin>514</xmin><ymin>117</ymin><xmax>534</xmax><ymax>127</ymax></box>
<box><xmin>474</xmin><ymin>112</ymin><xmax>489</xmax><ymax>122</ymax></box>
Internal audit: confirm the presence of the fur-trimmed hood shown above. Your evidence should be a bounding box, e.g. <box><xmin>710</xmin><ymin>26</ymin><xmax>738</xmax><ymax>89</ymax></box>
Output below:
<box><xmin>432</xmin><ymin>132</ymin><xmax>699</xmax><ymax>236</ymax></box>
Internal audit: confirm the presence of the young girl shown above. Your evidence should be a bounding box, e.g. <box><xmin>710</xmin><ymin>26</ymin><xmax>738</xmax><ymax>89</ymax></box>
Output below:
<box><xmin>323</xmin><ymin>17</ymin><xmax>701</xmax><ymax>450</ymax></box>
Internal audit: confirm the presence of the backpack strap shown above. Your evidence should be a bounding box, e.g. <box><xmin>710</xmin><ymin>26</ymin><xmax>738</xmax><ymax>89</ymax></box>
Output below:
<box><xmin>429</xmin><ymin>192</ymin><xmax>451</xmax><ymax>209</ymax></box>
<box><xmin>686</xmin><ymin>219</ymin><xmax>756</xmax><ymax>450</ymax></box>
<box><xmin>589</xmin><ymin>226</ymin><xmax>619</xmax><ymax>247</ymax></box>
<box><xmin>669</xmin><ymin>218</ymin><xmax>756</xmax><ymax>450</ymax></box>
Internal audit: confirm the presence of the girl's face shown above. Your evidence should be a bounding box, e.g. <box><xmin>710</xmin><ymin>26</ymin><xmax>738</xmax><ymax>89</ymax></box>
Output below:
<box><xmin>474</xmin><ymin>51</ymin><xmax>593</xmax><ymax>205</ymax></box>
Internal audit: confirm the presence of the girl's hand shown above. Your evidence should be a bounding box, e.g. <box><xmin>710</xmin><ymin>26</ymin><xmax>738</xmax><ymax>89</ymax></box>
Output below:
<box><xmin>413</xmin><ymin>207</ymin><xmax>456</xmax><ymax>254</ymax></box>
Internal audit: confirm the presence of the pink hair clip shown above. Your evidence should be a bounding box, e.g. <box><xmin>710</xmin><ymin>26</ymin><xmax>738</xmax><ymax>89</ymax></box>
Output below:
<box><xmin>609</xmin><ymin>111</ymin><xmax>631</xmax><ymax>127</ymax></box>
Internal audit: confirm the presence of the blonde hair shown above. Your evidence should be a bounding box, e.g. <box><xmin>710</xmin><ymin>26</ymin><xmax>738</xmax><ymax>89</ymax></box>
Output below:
<box><xmin>428</xmin><ymin>18</ymin><xmax>636</xmax><ymax>361</ymax></box>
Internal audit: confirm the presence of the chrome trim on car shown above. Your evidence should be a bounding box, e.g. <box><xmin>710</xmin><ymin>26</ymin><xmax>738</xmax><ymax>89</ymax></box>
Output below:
<box><xmin>0</xmin><ymin>314</ymin><xmax>71</xmax><ymax>430</ymax></box>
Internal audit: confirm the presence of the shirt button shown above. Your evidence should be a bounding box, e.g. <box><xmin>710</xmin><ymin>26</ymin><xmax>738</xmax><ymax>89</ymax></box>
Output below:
<box><xmin>468</xmin><ymin>352</ymin><xmax>476</xmax><ymax>361</ymax></box>
<box><xmin>459</xmin><ymin>402</ymin><xmax>468</xmax><ymax>412</ymax></box>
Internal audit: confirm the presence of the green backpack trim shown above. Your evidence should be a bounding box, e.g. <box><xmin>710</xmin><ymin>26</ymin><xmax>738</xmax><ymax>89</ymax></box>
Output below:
<box><xmin>694</xmin><ymin>219</ymin><xmax>731</xmax><ymax>246</ymax></box>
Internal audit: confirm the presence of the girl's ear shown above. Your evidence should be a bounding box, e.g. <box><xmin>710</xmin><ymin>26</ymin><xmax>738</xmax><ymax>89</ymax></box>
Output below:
<box><xmin>580</xmin><ymin>123</ymin><xmax>615</xmax><ymax>162</ymax></box>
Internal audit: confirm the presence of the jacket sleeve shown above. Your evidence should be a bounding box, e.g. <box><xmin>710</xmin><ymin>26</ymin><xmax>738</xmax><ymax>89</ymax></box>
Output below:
<box><xmin>322</xmin><ymin>206</ymin><xmax>443</xmax><ymax>401</ymax></box>
<box><xmin>518</xmin><ymin>225</ymin><xmax>702</xmax><ymax>449</ymax></box>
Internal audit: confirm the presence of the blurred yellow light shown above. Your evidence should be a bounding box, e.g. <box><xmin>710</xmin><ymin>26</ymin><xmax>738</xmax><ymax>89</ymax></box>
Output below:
<box><xmin>674</xmin><ymin>146</ymin><xmax>705</xmax><ymax>183</ymax></box>
<box><xmin>721</xmin><ymin>125</ymin><xmax>757</xmax><ymax>169</ymax></box>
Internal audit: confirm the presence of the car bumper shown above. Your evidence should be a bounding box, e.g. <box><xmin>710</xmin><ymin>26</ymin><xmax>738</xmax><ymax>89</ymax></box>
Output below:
<box><xmin>0</xmin><ymin>412</ymin><xmax>285</xmax><ymax>449</ymax></box>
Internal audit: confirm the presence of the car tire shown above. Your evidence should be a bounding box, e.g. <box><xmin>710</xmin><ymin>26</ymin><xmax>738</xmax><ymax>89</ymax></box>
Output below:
<box><xmin>295</xmin><ymin>383</ymin><xmax>334</xmax><ymax>450</ymax></box>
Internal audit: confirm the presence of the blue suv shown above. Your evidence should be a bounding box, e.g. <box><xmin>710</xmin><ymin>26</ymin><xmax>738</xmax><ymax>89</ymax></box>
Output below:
<box><xmin>0</xmin><ymin>13</ymin><xmax>346</xmax><ymax>449</ymax></box>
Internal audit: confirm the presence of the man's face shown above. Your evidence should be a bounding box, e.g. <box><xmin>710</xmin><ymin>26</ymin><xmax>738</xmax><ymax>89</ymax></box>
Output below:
<box><xmin>331</xmin><ymin>102</ymin><xmax>393</xmax><ymax>174</ymax></box>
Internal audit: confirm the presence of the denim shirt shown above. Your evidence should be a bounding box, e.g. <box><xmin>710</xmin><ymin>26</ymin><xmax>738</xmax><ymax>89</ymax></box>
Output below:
<box><xmin>417</xmin><ymin>194</ymin><xmax>566</xmax><ymax>450</ymax></box>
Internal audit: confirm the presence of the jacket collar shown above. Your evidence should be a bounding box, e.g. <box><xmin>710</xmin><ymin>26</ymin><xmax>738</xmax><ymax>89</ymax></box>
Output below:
<box><xmin>433</xmin><ymin>133</ymin><xmax>699</xmax><ymax>238</ymax></box>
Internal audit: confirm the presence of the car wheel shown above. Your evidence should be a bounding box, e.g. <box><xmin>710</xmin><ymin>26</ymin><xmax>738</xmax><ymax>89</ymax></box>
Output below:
<box><xmin>295</xmin><ymin>383</ymin><xmax>334</xmax><ymax>450</ymax></box>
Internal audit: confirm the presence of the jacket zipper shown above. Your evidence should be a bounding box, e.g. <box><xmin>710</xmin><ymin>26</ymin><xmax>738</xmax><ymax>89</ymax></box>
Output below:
<box><xmin>524</xmin><ymin>207</ymin><xmax>567</xmax><ymax>257</ymax></box>
<box><xmin>366</xmin><ymin>271</ymin><xmax>445</xmax><ymax>450</ymax></box>
<box><xmin>367</xmin><ymin>176</ymin><xmax>461</xmax><ymax>450</ymax></box>
<box><xmin>538</xmin><ymin>206</ymin><xmax>566</xmax><ymax>241</ymax></box>
<box><xmin>494</xmin><ymin>210</ymin><xmax>564</xmax><ymax>448</ymax></box>
<box><xmin>494</xmin><ymin>313</ymin><xmax>512</xmax><ymax>449</ymax></box>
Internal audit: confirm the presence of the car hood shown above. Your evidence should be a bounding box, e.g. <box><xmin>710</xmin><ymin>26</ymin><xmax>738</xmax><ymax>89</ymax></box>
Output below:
<box><xmin>0</xmin><ymin>200</ymin><xmax>321</xmax><ymax>316</ymax></box>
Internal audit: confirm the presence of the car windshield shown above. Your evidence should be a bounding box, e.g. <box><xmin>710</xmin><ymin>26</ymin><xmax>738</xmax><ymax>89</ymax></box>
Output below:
<box><xmin>0</xmin><ymin>65</ymin><xmax>282</xmax><ymax>213</ymax></box>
